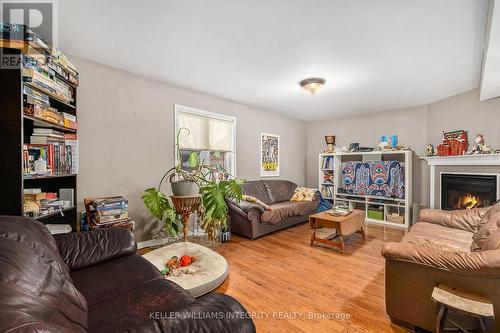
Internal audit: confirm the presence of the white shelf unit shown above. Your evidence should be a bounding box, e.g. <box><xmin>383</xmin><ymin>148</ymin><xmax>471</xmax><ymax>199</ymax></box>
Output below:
<box><xmin>319</xmin><ymin>153</ymin><xmax>336</xmax><ymax>199</ymax></box>
<box><xmin>319</xmin><ymin>150</ymin><xmax>412</xmax><ymax>230</ymax></box>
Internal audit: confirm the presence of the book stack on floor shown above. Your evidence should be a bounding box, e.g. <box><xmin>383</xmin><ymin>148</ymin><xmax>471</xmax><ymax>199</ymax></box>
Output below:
<box><xmin>23</xmin><ymin>128</ymin><xmax>78</xmax><ymax>176</ymax></box>
<box><xmin>23</xmin><ymin>188</ymin><xmax>73</xmax><ymax>219</ymax></box>
<box><xmin>85</xmin><ymin>197</ymin><xmax>135</xmax><ymax>230</ymax></box>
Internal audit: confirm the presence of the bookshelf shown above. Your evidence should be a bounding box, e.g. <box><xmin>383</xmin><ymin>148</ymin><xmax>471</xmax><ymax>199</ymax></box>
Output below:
<box><xmin>319</xmin><ymin>150</ymin><xmax>412</xmax><ymax>230</ymax></box>
<box><xmin>0</xmin><ymin>47</ymin><xmax>79</xmax><ymax>231</ymax></box>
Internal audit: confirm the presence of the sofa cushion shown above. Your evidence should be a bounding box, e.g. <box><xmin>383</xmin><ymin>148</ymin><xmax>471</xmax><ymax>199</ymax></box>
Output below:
<box><xmin>471</xmin><ymin>203</ymin><xmax>500</xmax><ymax>251</ymax></box>
<box><xmin>71</xmin><ymin>253</ymin><xmax>163</xmax><ymax>307</ymax></box>
<box><xmin>405</xmin><ymin>222</ymin><xmax>473</xmax><ymax>252</ymax></box>
<box><xmin>471</xmin><ymin>214</ymin><xmax>500</xmax><ymax>251</ymax></box>
<box><xmin>262</xmin><ymin>200</ymin><xmax>316</xmax><ymax>224</ymax></box>
<box><xmin>241</xmin><ymin>180</ymin><xmax>272</xmax><ymax>204</ymax></box>
<box><xmin>262</xmin><ymin>180</ymin><xmax>297</xmax><ymax>204</ymax></box>
<box><xmin>482</xmin><ymin>229</ymin><xmax>500</xmax><ymax>251</ymax></box>
<box><xmin>0</xmin><ymin>216</ymin><xmax>87</xmax><ymax>332</ymax></box>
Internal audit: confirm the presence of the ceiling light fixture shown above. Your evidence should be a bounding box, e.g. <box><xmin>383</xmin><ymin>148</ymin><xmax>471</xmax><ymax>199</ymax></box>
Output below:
<box><xmin>300</xmin><ymin>77</ymin><xmax>326</xmax><ymax>94</ymax></box>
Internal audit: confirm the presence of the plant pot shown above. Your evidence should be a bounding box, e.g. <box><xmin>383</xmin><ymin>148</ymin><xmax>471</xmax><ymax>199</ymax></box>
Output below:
<box><xmin>171</xmin><ymin>181</ymin><xmax>198</xmax><ymax>196</ymax></box>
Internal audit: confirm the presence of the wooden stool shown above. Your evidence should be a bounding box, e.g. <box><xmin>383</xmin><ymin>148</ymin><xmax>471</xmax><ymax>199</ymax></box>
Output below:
<box><xmin>432</xmin><ymin>284</ymin><xmax>494</xmax><ymax>333</ymax></box>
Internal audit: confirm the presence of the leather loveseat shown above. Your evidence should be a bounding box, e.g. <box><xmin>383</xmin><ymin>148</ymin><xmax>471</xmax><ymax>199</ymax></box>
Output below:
<box><xmin>0</xmin><ymin>216</ymin><xmax>255</xmax><ymax>333</ymax></box>
<box><xmin>228</xmin><ymin>180</ymin><xmax>319</xmax><ymax>239</ymax></box>
<box><xmin>382</xmin><ymin>204</ymin><xmax>500</xmax><ymax>332</ymax></box>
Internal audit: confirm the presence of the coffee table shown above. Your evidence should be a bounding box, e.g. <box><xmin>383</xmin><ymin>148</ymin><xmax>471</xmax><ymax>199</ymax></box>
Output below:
<box><xmin>309</xmin><ymin>209</ymin><xmax>365</xmax><ymax>253</ymax></box>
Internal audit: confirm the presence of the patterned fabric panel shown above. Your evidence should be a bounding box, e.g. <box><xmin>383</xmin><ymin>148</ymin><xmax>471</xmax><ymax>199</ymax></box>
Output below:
<box><xmin>342</xmin><ymin>161</ymin><xmax>405</xmax><ymax>199</ymax></box>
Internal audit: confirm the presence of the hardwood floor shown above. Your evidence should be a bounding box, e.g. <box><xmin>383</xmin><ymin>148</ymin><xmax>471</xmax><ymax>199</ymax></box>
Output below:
<box><xmin>214</xmin><ymin>223</ymin><xmax>410</xmax><ymax>333</ymax></box>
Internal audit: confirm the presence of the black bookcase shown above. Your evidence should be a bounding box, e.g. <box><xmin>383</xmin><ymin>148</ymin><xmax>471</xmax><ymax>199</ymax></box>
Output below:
<box><xmin>0</xmin><ymin>48</ymin><xmax>78</xmax><ymax>230</ymax></box>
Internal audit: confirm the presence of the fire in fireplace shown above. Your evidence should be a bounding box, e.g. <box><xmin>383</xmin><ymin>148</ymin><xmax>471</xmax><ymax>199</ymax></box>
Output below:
<box><xmin>441</xmin><ymin>174</ymin><xmax>498</xmax><ymax>211</ymax></box>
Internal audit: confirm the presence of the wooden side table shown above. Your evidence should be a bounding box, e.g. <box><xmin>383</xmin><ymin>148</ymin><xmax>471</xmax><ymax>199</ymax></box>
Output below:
<box><xmin>309</xmin><ymin>209</ymin><xmax>365</xmax><ymax>253</ymax></box>
<box><xmin>432</xmin><ymin>284</ymin><xmax>494</xmax><ymax>333</ymax></box>
<box><xmin>170</xmin><ymin>195</ymin><xmax>201</xmax><ymax>241</ymax></box>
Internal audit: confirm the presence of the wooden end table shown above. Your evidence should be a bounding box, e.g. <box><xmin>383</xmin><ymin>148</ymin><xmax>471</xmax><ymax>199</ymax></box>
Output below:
<box><xmin>309</xmin><ymin>209</ymin><xmax>365</xmax><ymax>253</ymax></box>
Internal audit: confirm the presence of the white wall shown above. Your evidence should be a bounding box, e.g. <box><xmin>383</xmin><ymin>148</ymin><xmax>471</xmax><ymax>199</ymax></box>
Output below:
<box><xmin>72</xmin><ymin>56</ymin><xmax>307</xmax><ymax>241</ymax></box>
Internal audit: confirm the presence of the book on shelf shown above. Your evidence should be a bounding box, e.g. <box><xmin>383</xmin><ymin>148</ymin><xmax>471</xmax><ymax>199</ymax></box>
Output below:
<box><xmin>64</xmin><ymin>133</ymin><xmax>79</xmax><ymax>174</ymax></box>
<box><xmin>320</xmin><ymin>185</ymin><xmax>334</xmax><ymax>198</ymax></box>
<box><xmin>24</xmin><ymin>128</ymin><xmax>78</xmax><ymax>175</ymax></box>
<box><xmin>23</xmin><ymin>142</ymin><xmax>73</xmax><ymax>176</ymax></box>
<box><xmin>62</xmin><ymin>112</ymin><xmax>77</xmax><ymax>129</ymax></box>
<box><xmin>23</xmin><ymin>67</ymin><xmax>73</xmax><ymax>103</ymax></box>
<box><xmin>23</xmin><ymin>188</ymin><xmax>73</xmax><ymax>219</ymax></box>
<box><xmin>321</xmin><ymin>156</ymin><xmax>334</xmax><ymax>170</ymax></box>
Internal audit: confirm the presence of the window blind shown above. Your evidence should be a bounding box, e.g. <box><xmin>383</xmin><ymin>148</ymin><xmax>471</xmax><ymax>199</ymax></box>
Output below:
<box><xmin>177</xmin><ymin>111</ymin><xmax>234</xmax><ymax>152</ymax></box>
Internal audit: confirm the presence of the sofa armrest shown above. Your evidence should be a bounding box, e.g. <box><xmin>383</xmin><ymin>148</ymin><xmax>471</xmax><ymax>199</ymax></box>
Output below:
<box><xmin>153</xmin><ymin>293</ymin><xmax>256</xmax><ymax>333</ymax></box>
<box><xmin>227</xmin><ymin>201</ymin><xmax>261</xmax><ymax>223</ymax></box>
<box><xmin>418</xmin><ymin>207</ymin><xmax>489</xmax><ymax>232</ymax></box>
<box><xmin>382</xmin><ymin>242</ymin><xmax>500</xmax><ymax>277</ymax></box>
<box><xmin>53</xmin><ymin>228</ymin><xmax>136</xmax><ymax>271</ymax></box>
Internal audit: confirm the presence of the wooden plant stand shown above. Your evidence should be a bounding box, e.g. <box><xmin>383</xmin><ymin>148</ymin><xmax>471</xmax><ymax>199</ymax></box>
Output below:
<box><xmin>170</xmin><ymin>195</ymin><xmax>201</xmax><ymax>241</ymax></box>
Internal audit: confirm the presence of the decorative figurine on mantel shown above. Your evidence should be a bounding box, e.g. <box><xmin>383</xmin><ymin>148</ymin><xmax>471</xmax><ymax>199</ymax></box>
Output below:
<box><xmin>470</xmin><ymin>134</ymin><xmax>493</xmax><ymax>154</ymax></box>
<box><xmin>426</xmin><ymin>144</ymin><xmax>435</xmax><ymax>157</ymax></box>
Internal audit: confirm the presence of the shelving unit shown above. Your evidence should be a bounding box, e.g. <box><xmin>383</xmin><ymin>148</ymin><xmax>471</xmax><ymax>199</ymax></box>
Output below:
<box><xmin>0</xmin><ymin>47</ymin><xmax>79</xmax><ymax>231</ymax></box>
<box><xmin>319</xmin><ymin>150</ymin><xmax>412</xmax><ymax>230</ymax></box>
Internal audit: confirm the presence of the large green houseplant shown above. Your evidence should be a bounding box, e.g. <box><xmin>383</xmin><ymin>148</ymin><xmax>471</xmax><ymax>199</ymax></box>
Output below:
<box><xmin>142</xmin><ymin>129</ymin><xmax>244</xmax><ymax>242</ymax></box>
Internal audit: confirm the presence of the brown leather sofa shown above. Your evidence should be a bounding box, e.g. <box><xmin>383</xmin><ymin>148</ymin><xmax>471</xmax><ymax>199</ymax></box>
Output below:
<box><xmin>0</xmin><ymin>216</ymin><xmax>255</xmax><ymax>333</ymax></box>
<box><xmin>228</xmin><ymin>180</ymin><xmax>319</xmax><ymax>239</ymax></box>
<box><xmin>382</xmin><ymin>204</ymin><xmax>500</xmax><ymax>332</ymax></box>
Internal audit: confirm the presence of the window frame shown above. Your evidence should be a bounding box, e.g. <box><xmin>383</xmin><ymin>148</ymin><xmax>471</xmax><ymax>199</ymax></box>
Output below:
<box><xmin>174</xmin><ymin>104</ymin><xmax>237</xmax><ymax>176</ymax></box>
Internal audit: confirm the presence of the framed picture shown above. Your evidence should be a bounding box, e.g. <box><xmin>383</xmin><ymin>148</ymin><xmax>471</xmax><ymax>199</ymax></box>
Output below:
<box><xmin>260</xmin><ymin>133</ymin><xmax>280</xmax><ymax>177</ymax></box>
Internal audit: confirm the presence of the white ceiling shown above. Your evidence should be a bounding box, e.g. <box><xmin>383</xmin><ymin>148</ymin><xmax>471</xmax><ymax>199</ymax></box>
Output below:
<box><xmin>59</xmin><ymin>0</ymin><xmax>488</xmax><ymax>121</ymax></box>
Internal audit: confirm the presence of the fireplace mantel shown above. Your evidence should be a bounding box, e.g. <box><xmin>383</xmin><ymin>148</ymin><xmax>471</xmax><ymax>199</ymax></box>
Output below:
<box><xmin>420</xmin><ymin>154</ymin><xmax>500</xmax><ymax>166</ymax></box>
<box><xmin>421</xmin><ymin>154</ymin><xmax>500</xmax><ymax>208</ymax></box>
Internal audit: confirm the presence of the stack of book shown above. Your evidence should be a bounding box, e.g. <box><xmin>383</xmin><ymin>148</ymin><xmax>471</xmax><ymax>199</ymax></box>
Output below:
<box><xmin>23</xmin><ymin>84</ymin><xmax>79</xmax><ymax>130</ymax></box>
<box><xmin>86</xmin><ymin>197</ymin><xmax>134</xmax><ymax>230</ymax></box>
<box><xmin>23</xmin><ymin>188</ymin><xmax>72</xmax><ymax>218</ymax></box>
<box><xmin>23</xmin><ymin>128</ymin><xmax>78</xmax><ymax>176</ymax></box>
<box><xmin>22</xmin><ymin>67</ymin><xmax>73</xmax><ymax>103</ymax></box>
<box><xmin>1</xmin><ymin>23</ymin><xmax>79</xmax><ymax>86</ymax></box>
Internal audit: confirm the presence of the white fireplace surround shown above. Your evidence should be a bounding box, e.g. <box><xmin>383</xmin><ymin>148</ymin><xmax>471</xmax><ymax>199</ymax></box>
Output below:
<box><xmin>421</xmin><ymin>154</ymin><xmax>500</xmax><ymax>209</ymax></box>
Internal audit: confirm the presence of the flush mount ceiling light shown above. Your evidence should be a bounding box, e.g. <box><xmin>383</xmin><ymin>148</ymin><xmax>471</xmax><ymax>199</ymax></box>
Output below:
<box><xmin>300</xmin><ymin>77</ymin><xmax>326</xmax><ymax>94</ymax></box>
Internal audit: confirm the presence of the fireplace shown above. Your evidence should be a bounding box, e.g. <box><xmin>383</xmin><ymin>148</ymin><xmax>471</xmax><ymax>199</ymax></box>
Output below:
<box><xmin>441</xmin><ymin>173</ymin><xmax>498</xmax><ymax>210</ymax></box>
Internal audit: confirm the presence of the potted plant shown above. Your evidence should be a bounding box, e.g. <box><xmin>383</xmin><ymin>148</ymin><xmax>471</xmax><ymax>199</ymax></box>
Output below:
<box><xmin>196</xmin><ymin>165</ymin><xmax>244</xmax><ymax>244</ymax></box>
<box><xmin>143</xmin><ymin>145</ymin><xmax>244</xmax><ymax>241</ymax></box>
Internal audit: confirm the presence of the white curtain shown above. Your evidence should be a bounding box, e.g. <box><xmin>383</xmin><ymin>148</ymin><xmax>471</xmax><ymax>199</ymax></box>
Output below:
<box><xmin>178</xmin><ymin>111</ymin><xmax>234</xmax><ymax>152</ymax></box>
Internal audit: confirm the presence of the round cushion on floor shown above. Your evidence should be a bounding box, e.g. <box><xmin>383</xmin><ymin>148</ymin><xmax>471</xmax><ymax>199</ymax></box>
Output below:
<box><xmin>142</xmin><ymin>242</ymin><xmax>228</xmax><ymax>298</ymax></box>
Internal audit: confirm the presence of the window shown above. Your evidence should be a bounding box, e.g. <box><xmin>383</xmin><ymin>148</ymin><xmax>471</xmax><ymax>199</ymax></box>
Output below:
<box><xmin>174</xmin><ymin>105</ymin><xmax>236</xmax><ymax>176</ymax></box>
